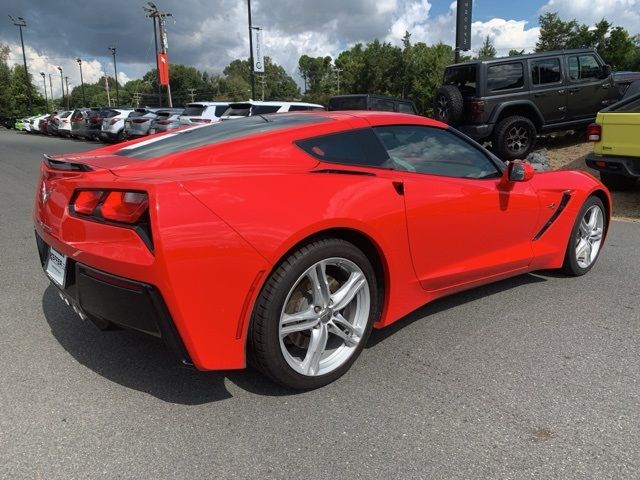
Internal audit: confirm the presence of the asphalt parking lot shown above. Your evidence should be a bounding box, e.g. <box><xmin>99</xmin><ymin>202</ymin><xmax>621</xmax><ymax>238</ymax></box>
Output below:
<box><xmin>1</xmin><ymin>128</ymin><xmax>639</xmax><ymax>479</ymax></box>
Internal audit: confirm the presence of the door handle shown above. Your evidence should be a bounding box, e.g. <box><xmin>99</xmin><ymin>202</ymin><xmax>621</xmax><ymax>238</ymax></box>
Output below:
<box><xmin>601</xmin><ymin>83</ymin><xmax>611</xmax><ymax>89</ymax></box>
<box><xmin>568</xmin><ymin>87</ymin><xmax>580</xmax><ymax>94</ymax></box>
<box><xmin>557</xmin><ymin>89</ymin><xmax>566</xmax><ymax>95</ymax></box>
<box><xmin>533</xmin><ymin>92</ymin><xmax>546</xmax><ymax>97</ymax></box>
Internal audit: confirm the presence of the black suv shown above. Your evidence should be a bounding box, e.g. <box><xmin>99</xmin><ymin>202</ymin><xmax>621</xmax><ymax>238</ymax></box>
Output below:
<box><xmin>432</xmin><ymin>49</ymin><xmax>628</xmax><ymax>160</ymax></box>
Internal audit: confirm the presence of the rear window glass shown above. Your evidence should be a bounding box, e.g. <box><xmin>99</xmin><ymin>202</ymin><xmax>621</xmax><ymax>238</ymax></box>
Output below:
<box><xmin>117</xmin><ymin>114</ymin><xmax>329</xmax><ymax>160</ymax></box>
<box><xmin>214</xmin><ymin>106</ymin><xmax>227</xmax><ymax>117</ymax></box>
<box><xmin>328</xmin><ymin>97</ymin><xmax>367</xmax><ymax>110</ymax></box>
<box><xmin>398</xmin><ymin>103</ymin><xmax>416</xmax><ymax>114</ymax></box>
<box><xmin>295</xmin><ymin>128</ymin><xmax>389</xmax><ymax>168</ymax></box>
<box><xmin>251</xmin><ymin>105</ymin><xmax>281</xmax><ymax>115</ymax></box>
<box><xmin>531</xmin><ymin>58</ymin><xmax>562</xmax><ymax>85</ymax></box>
<box><xmin>61</xmin><ymin>111</ymin><xmax>71</xmax><ymax>118</ymax></box>
<box><xmin>370</xmin><ymin>98</ymin><xmax>395</xmax><ymax>112</ymax></box>
<box><xmin>289</xmin><ymin>105</ymin><xmax>316</xmax><ymax>112</ymax></box>
<box><xmin>183</xmin><ymin>105</ymin><xmax>206</xmax><ymax>116</ymax></box>
<box><xmin>443</xmin><ymin>65</ymin><xmax>477</xmax><ymax>96</ymax></box>
<box><xmin>487</xmin><ymin>63</ymin><xmax>524</xmax><ymax>91</ymax></box>
<box><xmin>223</xmin><ymin>104</ymin><xmax>251</xmax><ymax>116</ymax></box>
<box><xmin>128</xmin><ymin>110</ymin><xmax>148</xmax><ymax>118</ymax></box>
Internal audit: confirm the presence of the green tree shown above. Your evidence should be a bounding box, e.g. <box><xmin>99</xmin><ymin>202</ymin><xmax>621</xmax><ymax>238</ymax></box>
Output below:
<box><xmin>508</xmin><ymin>49</ymin><xmax>524</xmax><ymax>56</ymax></box>
<box><xmin>478</xmin><ymin>35</ymin><xmax>497</xmax><ymax>60</ymax></box>
<box><xmin>536</xmin><ymin>13</ymin><xmax>579</xmax><ymax>51</ymax></box>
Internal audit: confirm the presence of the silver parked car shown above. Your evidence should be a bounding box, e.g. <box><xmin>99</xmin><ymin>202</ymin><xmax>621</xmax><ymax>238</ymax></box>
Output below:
<box><xmin>124</xmin><ymin>108</ymin><xmax>161</xmax><ymax>139</ymax></box>
<box><xmin>148</xmin><ymin>108</ymin><xmax>185</xmax><ymax>134</ymax></box>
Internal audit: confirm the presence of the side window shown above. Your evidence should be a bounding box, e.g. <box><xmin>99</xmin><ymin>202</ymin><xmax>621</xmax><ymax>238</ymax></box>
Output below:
<box><xmin>370</xmin><ymin>98</ymin><xmax>395</xmax><ymax>112</ymax></box>
<box><xmin>295</xmin><ymin>128</ymin><xmax>389</xmax><ymax>168</ymax></box>
<box><xmin>374</xmin><ymin>125</ymin><xmax>500</xmax><ymax>179</ymax></box>
<box><xmin>288</xmin><ymin>105</ymin><xmax>310</xmax><ymax>111</ymax></box>
<box><xmin>531</xmin><ymin>58</ymin><xmax>562</xmax><ymax>85</ymax></box>
<box><xmin>397</xmin><ymin>103</ymin><xmax>416</xmax><ymax>114</ymax></box>
<box><xmin>487</xmin><ymin>63</ymin><xmax>524</xmax><ymax>91</ymax></box>
<box><xmin>214</xmin><ymin>106</ymin><xmax>228</xmax><ymax>117</ymax></box>
<box><xmin>568</xmin><ymin>55</ymin><xmax>601</xmax><ymax>81</ymax></box>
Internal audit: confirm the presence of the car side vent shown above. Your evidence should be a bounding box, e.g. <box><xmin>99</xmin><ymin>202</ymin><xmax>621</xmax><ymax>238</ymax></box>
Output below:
<box><xmin>310</xmin><ymin>169</ymin><xmax>375</xmax><ymax>177</ymax></box>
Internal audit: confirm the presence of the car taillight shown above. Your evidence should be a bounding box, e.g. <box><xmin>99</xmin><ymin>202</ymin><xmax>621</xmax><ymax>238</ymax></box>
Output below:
<box><xmin>74</xmin><ymin>190</ymin><xmax>104</xmax><ymax>215</ymax></box>
<box><xmin>156</xmin><ymin>120</ymin><xmax>170</xmax><ymax>125</ymax></box>
<box><xmin>471</xmin><ymin>99</ymin><xmax>485</xmax><ymax>115</ymax></box>
<box><xmin>109</xmin><ymin>118</ymin><xmax>118</xmax><ymax>125</ymax></box>
<box><xmin>587</xmin><ymin>123</ymin><xmax>601</xmax><ymax>142</ymax></box>
<box><xmin>72</xmin><ymin>190</ymin><xmax>148</xmax><ymax>224</ymax></box>
<box><xmin>132</xmin><ymin>118</ymin><xmax>147</xmax><ymax>123</ymax></box>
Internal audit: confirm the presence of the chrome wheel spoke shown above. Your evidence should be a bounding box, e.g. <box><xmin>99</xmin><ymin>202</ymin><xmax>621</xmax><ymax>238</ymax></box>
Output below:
<box><xmin>331</xmin><ymin>272</ymin><xmax>365</xmax><ymax>311</ymax></box>
<box><xmin>590</xmin><ymin>227</ymin><xmax>603</xmax><ymax>242</ymax></box>
<box><xmin>308</xmin><ymin>261</ymin><xmax>331</xmax><ymax>308</ymax></box>
<box><xmin>300</xmin><ymin>324</ymin><xmax>328</xmax><ymax>375</ymax></box>
<box><xmin>576</xmin><ymin>238</ymin><xmax>590</xmax><ymax>261</ymax></box>
<box><xmin>328</xmin><ymin>313</ymin><xmax>360</xmax><ymax>347</ymax></box>
<box><xmin>280</xmin><ymin>308</ymin><xmax>320</xmax><ymax>336</ymax></box>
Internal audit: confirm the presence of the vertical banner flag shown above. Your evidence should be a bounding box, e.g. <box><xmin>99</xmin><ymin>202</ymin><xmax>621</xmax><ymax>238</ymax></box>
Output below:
<box><xmin>456</xmin><ymin>0</ymin><xmax>472</xmax><ymax>51</ymax></box>
<box><xmin>158</xmin><ymin>53</ymin><xmax>170</xmax><ymax>85</ymax></box>
<box><xmin>253</xmin><ymin>28</ymin><xmax>264</xmax><ymax>73</ymax></box>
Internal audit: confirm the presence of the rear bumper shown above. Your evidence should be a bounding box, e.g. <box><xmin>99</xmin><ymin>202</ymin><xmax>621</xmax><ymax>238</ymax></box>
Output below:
<box><xmin>36</xmin><ymin>232</ymin><xmax>193</xmax><ymax>367</ymax></box>
<box><xmin>457</xmin><ymin>123</ymin><xmax>494</xmax><ymax>140</ymax></box>
<box><xmin>586</xmin><ymin>152</ymin><xmax>640</xmax><ymax>178</ymax></box>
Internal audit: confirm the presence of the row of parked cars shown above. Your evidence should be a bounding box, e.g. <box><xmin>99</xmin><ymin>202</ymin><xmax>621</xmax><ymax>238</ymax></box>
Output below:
<box><xmin>15</xmin><ymin>100</ymin><xmax>325</xmax><ymax>143</ymax></box>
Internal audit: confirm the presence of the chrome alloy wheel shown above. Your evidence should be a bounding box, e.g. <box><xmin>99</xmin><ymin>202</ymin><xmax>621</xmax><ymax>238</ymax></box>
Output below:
<box><xmin>506</xmin><ymin>125</ymin><xmax>529</xmax><ymax>153</ymax></box>
<box><xmin>279</xmin><ymin>257</ymin><xmax>370</xmax><ymax>377</ymax></box>
<box><xmin>575</xmin><ymin>205</ymin><xmax>604</xmax><ymax>269</ymax></box>
<box><xmin>437</xmin><ymin>96</ymin><xmax>450</xmax><ymax>121</ymax></box>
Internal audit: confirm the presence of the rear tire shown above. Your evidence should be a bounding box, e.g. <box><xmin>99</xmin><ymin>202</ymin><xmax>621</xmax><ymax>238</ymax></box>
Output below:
<box><xmin>561</xmin><ymin>196</ymin><xmax>606</xmax><ymax>276</ymax></box>
<box><xmin>599</xmin><ymin>172</ymin><xmax>637</xmax><ymax>191</ymax></box>
<box><xmin>432</xmin><ymin>86</ymin><xmax>464</xmax><ymax>126</ymax></box>
<box><xmin>250</xmin><ymin>238</ymin><xmax>378</xmax><ymax>390</ymax></box>
<box><xmin>492</xmin><ymin>115</ymin><xmax>536</xmax><ymax>160</ymax></box>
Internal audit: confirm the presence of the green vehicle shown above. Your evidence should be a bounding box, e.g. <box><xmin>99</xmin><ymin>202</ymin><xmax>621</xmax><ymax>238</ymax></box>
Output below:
<box><xmin>14</xmin><ymin>118</ymin><xmax>25</xmax><ymax>130</ymax></box>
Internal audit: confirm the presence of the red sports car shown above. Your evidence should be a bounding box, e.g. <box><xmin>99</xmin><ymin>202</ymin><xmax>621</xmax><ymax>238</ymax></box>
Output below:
<box><xmin>34</xmin><ymin>111</ymin><xmax>611</xmax><ymax>389</ymax></box>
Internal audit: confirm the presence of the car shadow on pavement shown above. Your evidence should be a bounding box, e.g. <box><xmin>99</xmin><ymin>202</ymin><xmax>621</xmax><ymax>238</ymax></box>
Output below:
<box><xmin>41</xmin><ymin>285</ymin><xmax>296</xmax><ymax>404</ymax></box>
<box><xmin>367</xmin><ymin>273</ymin><xmax>548</xmax><ymax>347</ymax></box>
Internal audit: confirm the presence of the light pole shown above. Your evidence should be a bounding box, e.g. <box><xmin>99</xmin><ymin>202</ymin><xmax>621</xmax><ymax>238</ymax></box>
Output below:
<box><xmin>48</xmin><ymin>74</ymin><xmax>53</xmax><ymax>110</ymax></box>
<box><xmin>247</xmin><ymin>0</ymin><xmax>256</xmax><ymax>99</ymax></box>
<box><xmin>9</xmin><ymin>15</ymin><xmax>32</xmax><ymax>114</ymax></box>
<box><xmin>334</xmin><ymin>67</ymin><xmax>343</xmax><ymax>95</ymax></box>
<box><xmin>57</xmin><ymin>66</ymin><xmax>64</xmax><ymax>110</ymax></box>
<box><xmin>65</xmin><ymin>76</ymin><xmax>70</xmax><ymax>109</ymax></box>
<box><xmin>76</xmin><ymin>58</ymin><xmax>86</xmax><ymax>106</ymax></box>
<box><xmin>40</xmin><ymin>72</ymin><xmax>48</xmax><ymax>111</ymax></box>
<box><xmin>143</xmin><ymin>2</ymin><xmax>162</xmax><ymax>107</ymax></box>
<box><xmin>108</xmin><ymin>47</ymin><xmax>119</xmax><ymax>106</ymax></box>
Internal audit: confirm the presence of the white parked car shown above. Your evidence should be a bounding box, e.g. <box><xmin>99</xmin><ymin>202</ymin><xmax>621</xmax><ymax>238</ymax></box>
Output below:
<box><xmin>178</xmin><ymin>102</ymin><xmax>230</xmax><ymax>125</ymax></box>
<box><xmin>220</xmin><ymin>101</ymin><xmax>325</xmax><ymax>119</ymax></box>
<box><xmin>55</xmin><ymin>110</ymin><xmax>73</xmax><ymax>136</ymax></box>
<box><xmin>100</xmin><ymin>108</ymin><xmax>134</xmax><ymax>142</ymax></box>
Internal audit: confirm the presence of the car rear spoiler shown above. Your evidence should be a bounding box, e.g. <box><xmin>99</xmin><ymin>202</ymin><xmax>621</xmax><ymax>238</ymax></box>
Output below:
<box><xmin>43</xmin><ymin>154</ymin><xmax>93</xmax><ymax>172</ymax></box>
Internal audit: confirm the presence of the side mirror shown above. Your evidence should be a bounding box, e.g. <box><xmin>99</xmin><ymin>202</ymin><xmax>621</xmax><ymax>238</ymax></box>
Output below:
<box><xmin>601</xmin><ymin>64</ymin><xmax>612</xmax><ymax>78</ymax></box>
<box><xmin>506</xmin><ymin>160</ymin><xmax>535</xmax><ymax>182</ymax></box>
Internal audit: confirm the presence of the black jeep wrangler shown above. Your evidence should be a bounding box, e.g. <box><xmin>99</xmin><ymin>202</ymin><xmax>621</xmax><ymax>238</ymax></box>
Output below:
<box><xmin>432</xmin><ymin>48</ymin><xmax>632</xmax><ymax>160</ymax></box>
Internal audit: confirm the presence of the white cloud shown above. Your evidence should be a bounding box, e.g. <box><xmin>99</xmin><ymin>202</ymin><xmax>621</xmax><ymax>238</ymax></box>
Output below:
<box><xmin>541</xmin><ymin>0</ymin><xmax>640</xmax><ymax>34</ymax></box>
<box><xmin>470</xmin><ymin>19</ymin><xmax>541</xmax><ymax>55</ymax></box>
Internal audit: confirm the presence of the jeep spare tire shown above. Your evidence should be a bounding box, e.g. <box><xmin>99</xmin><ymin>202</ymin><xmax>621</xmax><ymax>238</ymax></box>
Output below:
<box><xmin>433</xmin><ymin>86</ymin><xmax>464</xmax><ymax>126</ymax></box>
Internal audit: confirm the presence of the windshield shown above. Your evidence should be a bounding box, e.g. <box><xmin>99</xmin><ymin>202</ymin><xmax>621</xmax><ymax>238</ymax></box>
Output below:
<box><xmin>116</xmin><ymin>113</ymin><xmax>329</xmax><ymax>160</ymax></box>
<box><xmin>182</xmin><ymin>105</ymin><xmax>206</xmax><ymax>116</ymax></box>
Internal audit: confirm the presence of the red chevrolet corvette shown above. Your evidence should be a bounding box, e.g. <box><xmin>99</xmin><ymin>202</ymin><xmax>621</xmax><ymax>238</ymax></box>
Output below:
<box><xmin>34</xmin><ymin>111</ymin><xmax>610</xmax><ymax>389</ymax></box>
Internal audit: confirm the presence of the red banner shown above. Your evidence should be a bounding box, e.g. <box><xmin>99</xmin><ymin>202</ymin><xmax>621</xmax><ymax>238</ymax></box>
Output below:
<box><xmin>158</xmin><ymin>53</ymin><xmax>170</xmax><ymax>85</ymax></box>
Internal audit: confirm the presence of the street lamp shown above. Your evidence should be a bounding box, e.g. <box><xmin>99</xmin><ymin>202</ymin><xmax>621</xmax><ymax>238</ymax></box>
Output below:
<box><xmin>40</xmin><ymin>72</ymin><xmax>48</xmax><ymax>111</ymax></box>
<box><xmin>48</xmin><ymin>74</ymin><xmax>53</xmax><ymax>110</ymax></box>
<box><xmin>246</xmin><ymin>0</ymin><xmax>256</xmax><ymax>100</ymax></box>
<box><xmin>8</xmin><ymin>15</ymin><xmax>32</xmax><ymax>114</ymax></box>
<box><xmin>76</xmin><ymin>58</ymin><xmax>86</xmax><ymax>106</ymax></box>
<box><xmin>64</xmin><ymin>76</ymin><xmax>70</xmax><ymax>109</ymax></box>
<box><xmin>108</xmin><ymin>47</ymin><xmax>119</xmax><ymax>106</ymax></box>
<box><xmin>56</xmin><ymin>65</ymin><xmax>63</xmax><ymax>110</ymax></box>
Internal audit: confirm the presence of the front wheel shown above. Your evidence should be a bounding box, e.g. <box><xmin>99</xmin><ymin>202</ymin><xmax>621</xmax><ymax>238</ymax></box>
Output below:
<box><xmin>250</xmin><ymin>238</ymin><xmax>378</xmax><ymax>390</ymax></box>
<box><xmin>561</xmin><ymin>196</ymin><xmax>606</xmax><ymax>276</ymax></box>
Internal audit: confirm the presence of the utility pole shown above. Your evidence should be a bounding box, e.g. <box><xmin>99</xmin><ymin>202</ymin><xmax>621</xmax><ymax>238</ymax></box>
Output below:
<box><xmin>64</xmin><ymin>76</ymin><xmax>70</xmax><ymax>109</ymax></box>
<box><xmin>334</xmin><ymin>67</ymin><xmax>343</xmax><ymax>95</ymax></box>
<box><xmin>144</xmin><ymin>3</ymin><xmax>173</xmax><ymax>107</ymax></box>
<box><xmin>247</xmin><ymin>0</ymin><xmax>256</xmax><ymax>99</ymax></box>
<box><xmin>48</xmin><ymin>74</ymin><xmax>53</xmax><ymax>110</ymax></box>
<box><xmin>187</xmin><ymin>88</ymin><xmax>196</xmax><ymax>102</ymax></box>
<box><xmin>157</xmin><ymin>12</ymin><xmax>172</xmax><ymax>107</ymax></box>
<box><xmin>109</xmin><ymin>47</ymin><xmax>119</xmax><ymax>106</ymax></box>
<box><xmin>76</xmin><ymin>58</ymin><xmax>86</xmax><ymax>106</ymax></box>
<box><xmin>57</xmin><ymin>66</ymin><xmax>64</xmax><ymax>110</ymax></box>
<box><xmin>143</xmin><ymin>2</ymin><xmax>163</xmax><ymax>107</ymax></box>
<box><xmin>40</xmin><ymin>72</ymin><xmax>48</xmax><ymax>111</ymax></box>
<box><xmin>9</xmin><ymin>15</ymin><xmax>32</xmax><ymax>114</ymax></box>
<box><xmin>259</xmin><ymin>74</ymin><xmax>265</xmax><ymax>101</ymax></box>
<box><xmin>104</xmin><ymin>74</ymin><xmax>111</xmax><ymax>107</ymax></box>
<box><xmin>132</xmin><ymin>92</ymin><xmax>142</xmax><ymax>108</ymax></box>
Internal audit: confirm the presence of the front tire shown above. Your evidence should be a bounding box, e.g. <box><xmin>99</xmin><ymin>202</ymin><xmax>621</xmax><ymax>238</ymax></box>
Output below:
<box><xmin>599</xmin><ymin>172</ymin><xmax>637</xmax><ymax>191</ymax></box>
<box><xmin>561</xmin><ymin>196</ymin><xmax>606</xmax><ymax>276</ymax></box>
<box><xmin>250</xmin><ymin>238</ymin><xmax>378</xmax><ymax>390</ymax></box>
